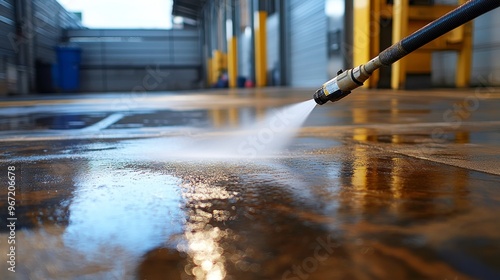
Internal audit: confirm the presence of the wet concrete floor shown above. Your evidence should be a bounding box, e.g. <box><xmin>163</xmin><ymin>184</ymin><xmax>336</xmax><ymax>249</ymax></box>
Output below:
<box><xmin>0</xmin><ymin>87</ymin><xmax>500</xmax><ymax>279</ymax></box>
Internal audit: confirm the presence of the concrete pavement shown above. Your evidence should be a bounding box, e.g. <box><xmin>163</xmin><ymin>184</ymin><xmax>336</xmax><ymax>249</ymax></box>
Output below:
<box><xmin>0</xmin><ymin>87</ymin><xmax>499</xmax><ymax>279</ymax></box>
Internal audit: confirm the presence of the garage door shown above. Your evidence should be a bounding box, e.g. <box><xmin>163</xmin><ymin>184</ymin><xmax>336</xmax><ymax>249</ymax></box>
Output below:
<box><xmin>288</xmin><ymin>0</ymin><xmax>328</xmax><ymax>87</ymax></box>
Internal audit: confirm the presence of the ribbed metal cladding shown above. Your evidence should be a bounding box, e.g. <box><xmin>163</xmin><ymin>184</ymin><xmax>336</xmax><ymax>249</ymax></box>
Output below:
<box><xmin>432</xmin><ymin>4</ymin><xmax>500</xmax><ymax>86</ymax></box>
<box><xmin>33</xmin><ymin>0</ymin><xmax>83</xmax><ymax>63</ymax></box>
<box><xmin>0</xmin><ymin>0</ymin><xmax>16</xmax><ymax>94</ymax></box>
<box><xmin>65</xmin><ymin>29</ymin><xmax>202</xmax><ymax>92</ymax></box>
<box><xmin>288</xmin><ymin>0</ymin><xmax>327</xmax><ymax>87</ymax></box>
<box><xmin>470</xmin><ymin>7</ymin><xmax>500</xmax><ymax>86</ymax></box>
<box><xmin>0</xmin><ymin>0</ymin><xmax>16</xmax><ymax>56</ymax></box>
<box><xmin>267</xmin><ymin>14</ymin><xmax>279</xmax><ymax>78</ymax></box>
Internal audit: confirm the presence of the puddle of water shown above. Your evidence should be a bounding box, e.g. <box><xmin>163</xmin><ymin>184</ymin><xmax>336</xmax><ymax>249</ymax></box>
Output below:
<box><xmin>350</xmin><ymin>128</ymin><xmax>476</xmax><ymax>145</ymax></box>
<box><xmin>109</xmin><ymin>110</ymin><xmax>211</xmax><ymax>129</ymax></box>
<box><xmin>63</xmin><ymin>168</ymin><xmax>185</xmax><ymax>259</ymax></box>
<box><xmin>0</xmin><ymin>113</ymin><xmax>108</xmax><ymax>130</ymax></box>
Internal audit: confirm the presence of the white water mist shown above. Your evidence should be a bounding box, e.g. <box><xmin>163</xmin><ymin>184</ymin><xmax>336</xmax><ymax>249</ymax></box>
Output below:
<box><xmin>176</xmin><ymin>99</ymin><xmax>317</xmax><ymax>160</ymax></box>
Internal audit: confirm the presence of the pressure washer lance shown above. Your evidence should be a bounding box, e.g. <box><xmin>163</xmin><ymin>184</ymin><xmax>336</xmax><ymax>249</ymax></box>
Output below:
<box><xmin>313</xmin><ymin>0</ymin><xmax>500</xmax><ymax>105</ymax></box>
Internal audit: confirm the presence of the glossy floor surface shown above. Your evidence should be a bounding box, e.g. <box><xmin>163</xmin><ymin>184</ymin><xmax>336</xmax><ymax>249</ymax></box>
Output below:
<box><xmin>0</xmin><ymin>87</ymin><xmax>499</xmax><ymax>279</ymax></box>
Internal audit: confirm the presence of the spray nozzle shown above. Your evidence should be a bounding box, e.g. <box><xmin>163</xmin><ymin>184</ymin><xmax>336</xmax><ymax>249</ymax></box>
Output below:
<box><xmin>313</xmin><ymin>80</ymin><xmax>351</xmax><ymax>105</ymax></box>
<box><xmin>313</xmin><ymin>58</ymin><xmax>382</xmax><ymax>105</ymax></box>
<box><xmin>313</xmin><ymin>70</ymin><xmax>351</xmax><ymax>105</ymax></box>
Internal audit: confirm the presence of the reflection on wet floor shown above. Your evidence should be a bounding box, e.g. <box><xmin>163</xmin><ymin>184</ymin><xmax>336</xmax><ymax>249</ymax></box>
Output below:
<box><xmin>110</xmin><ymin>110</ymin><xmax>211</xmax><ymax>129</ymax></box>
<box><xmin>350</xmin><ymin>127</ymin><xmax>472</xmax><ymax>144</ymax></box>
<box><xmin>0</xmin><ymin>88</ymin><xmax>499</xmax><ymax>279</ymax></box>
<box><xmin>1</xmin><ymin>138</ymin><xmax>499</xmax><ymax>279</ymax></box>
<box><xmin>0</xmin><ymin>113</ymin><xmax>109</xmax><ymax>130</ymax></box>
<box><xmin>0</xmin><ymin>107</ymin><xmax>268</xmax><ymax>132</ymax></box>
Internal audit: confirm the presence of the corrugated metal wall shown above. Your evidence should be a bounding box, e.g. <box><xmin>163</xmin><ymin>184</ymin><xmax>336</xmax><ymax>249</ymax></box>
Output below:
<box><xmin>288</xmin><ymin>0</ymin><xmax>327</xmax><ymax>87</ymax></box>
<box><xmin>33</xmin><ymin>0</ymin><xmax>83</xmax><ymax>63</ymax></box>
<box><xmin>0</xmin><ymin>0</ymin><xmax>16</xmax><ymax>93</ymax></box>
<box><xmin>0</xmin><ymin>0</ymin><xmax>82</xmax><ymax>94</ymax></box>
<box><xmin>65</xmin><ymin>29</ymin><xmax>202</xmax><ymax>92</ymax></box>
<box><xmin>0</xmin><ymin>0</ymin><xmax>15</xmax><ymax>56</ymax></box>
<box><xmin>266</xmin><ymin>13</ymin><xmax>279</xmax><ymax>85</ymax></box>
<box><xmin>432</xmin><ymin>8</ymin><xmax>500</xmax><ymax>86</ymax></box>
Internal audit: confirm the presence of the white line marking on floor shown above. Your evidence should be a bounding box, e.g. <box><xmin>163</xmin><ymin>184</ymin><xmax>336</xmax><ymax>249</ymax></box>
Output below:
<box><xmin>81</xmin><ymin>113</ymin><xmax>125</xmax><ymax>132</ymax></box>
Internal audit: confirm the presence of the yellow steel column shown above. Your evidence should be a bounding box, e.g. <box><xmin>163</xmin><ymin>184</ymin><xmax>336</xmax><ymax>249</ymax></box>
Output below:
<box><xmin>456</xmin><ymin>22</ymin><xmax>472</xmax><ymax>88</ymax></box>
<box><xmin>212</xmin><ymin>50</ymin><xmax>223</xmax><ymax>84</ymax></box>
<box><xmin>222</xmin><ymin>52</ymin><xmax>228</xmax><ymax>74</ymax></box>
<box><xmin>456</xmin><ymin>0</ymin><xmax>472</xmax><ymax>88</ymax></box>
<box><xmin>353</xmin><ymin>0</ymin><xmax>371</xmax><ymax>76</ymax></box>
<box><xmin>228</xmin><ymin>37</ymin><xmax>238</xmax><ymax>88</ymax></box>
<box><xmin>212</xmin><ymin>50</ymin><xmax>228</xmax><ymax>85</ymax></box>
<box><xmin>254</xmin><ymin>9</ymin><xmax>267</xmax><ymax>87</ymax></box>
<box><xmin>391</xmin><ymin>0</ymin><xmax>409</xmax><ymax>90</ymax></box>
<box><xmin>354</xmin><ymin>0</ymin><xmax>380</xmax><ymax>88</ymax></box>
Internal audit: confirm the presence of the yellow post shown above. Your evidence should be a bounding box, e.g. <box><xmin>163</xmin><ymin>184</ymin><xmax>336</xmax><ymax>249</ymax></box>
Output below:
<box><xmin>222</xmin><ymin>52</ymin><xmax>228</xmax><ymax>71</ymax></box>
<box><xmin>391</xmin><ymin>0</ymin><xmax>409</xmax><ymax>90</ymax></box>
<box><xmin>354</xmin><ymin>0</ymin><xmax>380</xmax><ymax>88</ymax></box>
<box><xmin>211</xmin><ymin>50</ymin><xmax>228</xmax><ymax>85</ymax></box>
<box><xmin>212</xmin><ymin>50</ymin><xmax>222</xmax><ymax>85</ymax></box>
<box><xmin>456</xmin><ymin>23</ymin><xmax>472</xmax><ymax>87</ymax></box>
<box><xmin>228</xmin><ymin>37</ymin><xmax>238</xmax><ymax>88</ymax></box>
<box><xmin>254</xmin><ymin>10</ymin><xmax>267</xmax><ymax>87</ymax></box>
<box><xmin>207</xmin><ymin>57</ymin><xmax>213</xmax><ymax>86</ymax></box>
<box><xmin>369</xmin><ymin>0</ymin><xmax>381</xmax><ymax>88</ymax></box>
<box><xmin>353</xmin><ymin>0</ymin><xmax>371</xmax><ymax>81</ymax></box>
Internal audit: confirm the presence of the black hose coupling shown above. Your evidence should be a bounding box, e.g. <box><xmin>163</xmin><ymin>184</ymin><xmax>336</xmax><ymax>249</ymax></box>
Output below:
<box><xmin>313</xmin><ymin>86</ymin><xmax>351</xmax><ymax>105</ymax></box>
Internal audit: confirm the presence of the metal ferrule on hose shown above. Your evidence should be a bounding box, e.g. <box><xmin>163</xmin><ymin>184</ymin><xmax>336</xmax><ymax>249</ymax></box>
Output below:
<box><xmin>313</xmin><ymin>57</ymin><xmax>382</xmax><ymax>105</ymax></box>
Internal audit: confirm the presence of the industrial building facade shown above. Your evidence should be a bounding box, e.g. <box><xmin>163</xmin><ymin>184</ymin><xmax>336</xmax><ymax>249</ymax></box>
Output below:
<box><xmin>1</xmin><ymin>0</ymin><xmax>499</xmax><ymax>95</ymax></box>
<box><xmin>176</xmin><ymin>0</ymin><xmax>500</xmax><ymax>89</ymax></box>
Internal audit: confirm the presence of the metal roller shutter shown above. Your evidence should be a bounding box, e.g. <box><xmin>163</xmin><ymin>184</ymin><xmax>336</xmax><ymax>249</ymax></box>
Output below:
<box><xmin>288</xmin><ymin>0</ymin><xmax>327</xmax><ymax>87</ymax></box>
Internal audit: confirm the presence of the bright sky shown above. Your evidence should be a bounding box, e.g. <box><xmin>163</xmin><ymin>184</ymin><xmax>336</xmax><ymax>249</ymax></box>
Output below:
<box><xmin>57</xmin><ymin>0</ymin><xmax>173</xmax><ymax>29</ymax></box>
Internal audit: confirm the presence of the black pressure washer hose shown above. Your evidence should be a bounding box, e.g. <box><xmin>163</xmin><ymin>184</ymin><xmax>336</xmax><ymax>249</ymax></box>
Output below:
<box><xmin>313</xmin><ymin>0</ymin><xmax>500</xmax><ymax>105</ymax></box>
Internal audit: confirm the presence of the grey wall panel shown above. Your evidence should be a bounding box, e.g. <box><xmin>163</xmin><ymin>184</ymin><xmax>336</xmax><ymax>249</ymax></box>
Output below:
<box><xmin>80</xmin><ymin>69</ymin><xmax>199</xmax><ymax>92</ymax></box>
<box><xmin>66</xmin><ymin>29</ymin><xmax>202</xmax><ymax>92</ymax></box>
<box><xmin>471</xmin><ymin>48</ymin><xmax>500</xmax><ymax>85</ymax></box>
<box><xmin>0</xmin><ymin>0</ymin><xmax>15</xmax><ymax>55</ymax></box>
<box><xmin>432</xmin><ymin>8</ymin><xmax>500</xmax><ymax>86</ymax></box>
<box><xmin>0</xmin><ymin>0</ymin><xmax>16</xmax><ymax>94</ymax></box>
<box><xmin>267</xmin><ymin>13</ymin><xmax>279</xmax><ymax>72</ymax></box>
<box><xmin>0</xmin><ymin>0</ymin><xmax>82</xmax><ymax>94</ymax></box>
<box><xmin>79</xmin><ymin>70</ymin><xmax>106</xmax><ymax>92</ymax></box>
<box><xmin>67</xmin><ymin>29</ymin><xmax>199</xmax><ymax>38</ymax></box>
<box><xmin>0</xmin><ymin>23</ymin><xmax>15</xmax><ymax>54</ymax></box>
<box><xmin>33</xmin><ymin>0</ymin><xmax>83</xmax><ymax>63</ymax></box>
<box><xmin>434</xmin><ymin>0</ymin><xmax>458</xmax><ymax>5</ymax></box>
<box><xmin>470</xmin><ymin>8</ymin><xmax>500</xmax><ymax>86</ymax></box>
<box><xmin>288</xmin><ymin>0</ymin><xmax>327</xmax><ymax>87</ymax></box>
